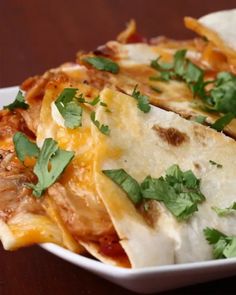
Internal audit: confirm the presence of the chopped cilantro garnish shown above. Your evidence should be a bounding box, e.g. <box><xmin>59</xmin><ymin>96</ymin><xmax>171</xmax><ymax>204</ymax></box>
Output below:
<box><xmin>209</xmin><ymin>160</ymin><xmax>222</xmax><ymax>168</ymax></box>
<box><xmin>4</xmin><ymin>90</ymin><xmax>29</xmax><ymax>110</ymax></box>
<box><xmin>150</xmin><ymin>86</ymin><xmax>162</xmax><ymax>93</ymax></box>
<box><xmin>151</xmin><ymin>51</ymin><xmax>236</xmax><ymax>130</ymax></box>
<box><xmin>194</xmin><ymin>115</ymin><xmax>207</xmax><ymax>124</ymax></box>
<box><xmin>83</xmin><ymin>56</ymin><xmax>119</xmax><ymax>74</ymax></box>
<box><xmin>103</xmin><ymin>164</ymin><xmax>205</xmax><ymax>221</ymax></box>
<box><xmin>150</xmin><ymin>49</ymin><xmax>204</xmax><ymax>95</ymax></box>
<box><xmin>100</xmin><ymin>101</ymin><xmax>108</xmax><ymax>107</ymax></box>
<box><xmin>13</xmin><ymin>133</ymin><xmax>74</xmax><ymax>197</ymax></box>
<box><xmin>210</xmin><ymin>72</ymin><xmax>236</xmax><ymax>113</ymax></box>
<box><xmin>78</xmin><ymin>94</ymin><xmax>100</xmax><ymax>106</ymax></box>
<box><xmin>102</xmin><ymin>169</ymin><xmax>142</xmax><ymax>204</ymax></box>
<box><xmin>151</xmin><ymin>57</ymin><xmax>173</xmax><ymax>72</ymax></box>
<box><xmin>141</xmin><ymin>164</ymin><xmax>205</xmax><ymax>220</ymax></box>
<box><xmin>131</xmin><ymin>85</ymin><xmax>151</xmax><ymax>113</ymax></box>
<box><xmin>55</xmin><ymin>88</ymin><xmax>83</xmax><ymax>129</ymax></box>
<box><xmin>211</xmin><ymin>113</ymin><xmax>235</xmax><ymax>132</ymax></box>
<box><xmin>90</xmin><ymin>96</ymin><xmax>101</xmax><ymax>106</ymax></box>
<box><xmin>90</xmin><ymin>111</ymin><xmax>110</xmax><ymax>135</ymax></box>
<box><xmin>212</xmin><ymin>202</ymin><xmax>236</xmax><ymax>217</ymax></box>
<box><xmin>13</xmin><ymin>132</ymin><xmax>39</xmax><ymax>162</ymax></box>
<box><xmin>204</xmin><ymin>227</ymin><xmax>236</xmax><ymax>259</ymax></box>
<box><xmin>28</xmin><ymin>138</ymin><xmax>74</xmax><ymax>197</ymax></box>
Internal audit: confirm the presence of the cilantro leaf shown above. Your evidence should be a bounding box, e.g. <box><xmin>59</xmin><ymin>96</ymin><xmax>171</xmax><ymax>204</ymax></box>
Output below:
<box><xmin>209</xmin><ymin>160</ymin><xmax>222</xmax><ymax>168</ymax></box>
<box><xmin>204</xmin><ymin>227</ymin><xmax>226</xmax><ymax>244</ymax></box>
<box><xmin>55</xmin><ymin>88</ymin><xmax>83</xmax><ymax>129</ymax></box>
<box><xmin>184</xmin><ymin>61</ymin><xmax>204</xmax><ymax>85</ymax></box>
<box><xmin>90</xmin><ymin>111</ymin><xmax>110</xmax><ymax>135</ymax></box>
<box><xmin>4</xmin><ymin>90</ymin><xmax>29</xmax><ymax>110</ymax></box>
<box><xmin>100</xmin><ymin>101</ymin><xmax>108</xmax><ymax>107</ymax></box>
<box><xmin>150</xmin><ymin>86</ymin><xmax>162</xmax><ymax>93</ymax></box>
<box><xmin>77</xmin><ymin>94</ymin><xmax>101</xmax><ymax>106</ymax></box>
<box><xmin>173</xmin><ymin>49</ymin><xmax>188</xmax><ymax>77</ymax></box>
<box><xmin>204</xmin><ymin>227</ymin><xmax>236</xmax><ymax>259</ymax></box>
<box><xmin>28</xmin><ymin>138</ymin><xmax>74</xmax><ymax>197</ymax></box>
<box><xmin>141</xmin><ymin>165</ymin><xmax>205</xmax><ymax>220</ymax></box>
<box><xmin>212</xmin><ymin>202</ymin><xmax>236</xmax><ymax>217</ymax></box>
<box><xmin>211</xmin><ymin>113</ymin><xmax>235</xmax><ymax>132</ymax></box>
<box><xmin>194</xmin><ymin>115</ymin><xmax>207</xmax><ymax>124</ymax></box>
<box><xmin>102</xmin><ymin>164</ymin><xmax>205</xmax><ymax>220</ymax></box>
<box><xmin>210</xmin><ymin>72</ymin><xmax>236</xmax><ymax>113</ymax></box>
<box><xmin>102</xmin><ymin>169</ymin><xmax>142</xmax><ymax>204</ymax></box>
<box><xmin>83</xmin><ymin>56</ymin><xmax>119</xmax><ymax>74</ymax></box>
<box><xmin>90</xmin><ymin>96</ymin><xmax>101</xmax><ymax>106</ymax></box>
<box><xmin>151</xmin><ymin>57</ymin><xmax>173</xmax><ymax>71</ymax></box>
<box><xmin>13</xmin><ymin>132</ymin><xmax>39</xmax><ymax>162</ymax></box>
<box><xmin>140</xmin><ymin>176</ymin><xmax>198</xmax><ymax>221</ymax></box>
<box><xmin>131</xmin><ymin>85</ymin><xmax>151</xmax><ymax>113</ymax></box>
<box><xmin>150</xmin><ymin>50</ymin><xmax>236</xmax><ymax>130</ymax></box>
<box><xmin>150</xmin><ymin>58</ymin><xmax>174</xmax><ymax>82</ymax></box>
<box><xmin>150</xmin><ymin>49</ymin><xmax>205</xmax><ymax>97</ymax></box>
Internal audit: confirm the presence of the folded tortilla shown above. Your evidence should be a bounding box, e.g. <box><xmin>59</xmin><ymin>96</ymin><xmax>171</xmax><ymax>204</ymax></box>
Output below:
<box><xmin>92</xmin><ymin>88</ymin><xmax>236</xmax><ymax>267</ymax></box>
<box><xmin>37</xmin><ymin>75</ymin><xmax>130</xmax><ymax>267</ymax></box>
<box><xmin>185</xmin><ymin>10</ymin><xmax>236</xmax><ymax>65</ymax></box>
<box><xmin>78</xmin><ymin>10</ymin><xmax>236</xmax><ymax>142</ymax></box>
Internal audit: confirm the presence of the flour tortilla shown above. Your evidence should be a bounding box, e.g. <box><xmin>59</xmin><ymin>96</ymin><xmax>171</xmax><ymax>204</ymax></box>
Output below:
<box><xmin>82</xmin><ymin>37</ymin><xmax>236</xmax><ymax>139</ymax></box>
<box><xmin>92</xmin><ymin>88</ymin><xmax>236</xmax><ymax>268</ymax></box>
<box><xmin>199</xmin><ymin>9</ymin><xmax>236</xmax><ymax>52</ymax></box>
<box><xmin>185</xmin><ymin>10</ymin><xmax>236</xmax><ymax>65</ymax></box>
<box><xmin>37</xmin><ymin>75</ymin><xmax>130</xmax><ymax>267</ymax></box>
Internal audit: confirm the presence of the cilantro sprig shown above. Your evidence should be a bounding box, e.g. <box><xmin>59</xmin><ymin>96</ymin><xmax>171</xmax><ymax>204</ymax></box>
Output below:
<box><xmin>211</xmin><ymin>113</ymin><xmax>235</xmax><ymax>132</ymax></box>
<box><xmin>55</xmin><ymin>88</ymin><xmax>83</xmax><ymax>129</ymax></box>
<box><xmin>90</xmin><ymin>111</ymin><xmax>110</xmax><ymax>135</ymax></box>
<box><xmin>212</xmin><ymin>202</ymin><xmax>236</xmax><ymax>217</ymax></box>
<box><xmin>204</xmin><ymin>227</ymin><xmax>236</xmax><ymax>259</ymax></box>
<box><xmin>77</xmin><ymin>94</ymin><xmax>108</xmax><ymax>108</ymax></box>
<box><xmin>103</xmin><ymin>164</ymin><xmax>205</xmax><ymax>221</ymax></box>
<box><xmin>55</xmin><ymin>88</ymin><xmax>111</xmax><ymax>130</ymax></box>
<box><xmin>103</xmin><ymin>169</ymin><xmax>142</xmax><ymax>204</ymax></box>
<box><xmin>141</xmin><ymin>164</ymin><xmax>205</xmax><ymax>220</ymax></box>
<box><xmin>13</xmin><ymin>132</ymin><xmax>39</xmax><ymax>162</ymax></box>
<box><xmin>194</xmin><ymin>115</ymin><xmax>207</xmax><ymax>124</ymax></box>
<box><xmin>150</xmin><ymin>50</ymin><xmax>236</xmax><ymax>130</ymax></box>
<box><xmin>150</xmin><ymin>49</ymin><xmax>204</xmax><ymax>98</ymax></box>
<box><xmin>131</xmin><ymin>85</ymin><xmax>151</xmax><ymax>113</ymax></box>
<box><xmin>13</xmin><ymin>132</ymin><xmax>74</xmax><ymax>197</ymax></box>
<box><xmin>4</xmin><ymin>90</ymin><xmax>29</xmax><ymax>110</ymax></box>
<box><xmin>83</xmin><ymin>56</ymin><xmax>119</xmax><ymax>74</ymax></box>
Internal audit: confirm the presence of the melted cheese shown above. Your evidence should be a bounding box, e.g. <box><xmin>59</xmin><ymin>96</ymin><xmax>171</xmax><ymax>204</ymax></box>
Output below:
<box><xmin>37</xmin><ymin>78</ymin><xmax>125</xmax><ymax>266</ymax></box>
<box><xmin>0</xmin><ymin>213</ymin><xmax>62</xmax><ymax>250</ymax></box>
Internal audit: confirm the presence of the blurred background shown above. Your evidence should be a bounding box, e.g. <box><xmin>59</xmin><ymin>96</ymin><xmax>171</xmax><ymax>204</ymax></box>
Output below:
<box><xmin>1</xmin><ymin>0</ymin><xmax>236</xmax><ymax>87</ymax></box>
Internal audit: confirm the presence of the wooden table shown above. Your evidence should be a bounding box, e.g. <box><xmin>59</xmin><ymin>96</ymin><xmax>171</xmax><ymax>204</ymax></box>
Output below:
<box><xmin>1</xmin><ymin>0</ymin><xmax>236</xmax><ymax>294</ymax></box>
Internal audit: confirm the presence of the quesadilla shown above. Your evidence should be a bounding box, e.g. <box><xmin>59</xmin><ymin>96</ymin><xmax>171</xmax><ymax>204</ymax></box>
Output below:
<box><xmin>77</xmin><ymin>13</ymin><xmax>236</xmax><ymax>138</ymax></box>
<box><xmin>93</xmin><ymin>88</ymin><xmax>236</xmax><ymax>267</ymax></box>
<box><xmin>1</xmin><ymin>10</ymin><xmax>236</xmax><ymax>268</ymax></box>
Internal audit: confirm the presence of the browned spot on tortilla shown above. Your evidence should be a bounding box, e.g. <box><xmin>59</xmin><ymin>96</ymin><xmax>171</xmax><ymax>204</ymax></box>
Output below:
<box><xmin>153</xmin><ymin>125</ymin><xmax>189</xmax><ymax>146</ymax></box>
<box><xmin>194</xmin><ymin>162</ymin><xmax>201</xmax><ymax>170</ymax></box>
<box><xmin>193</xmin><ymin>125</ymin><xmax>207</xmax><ymax>146</ymax></box>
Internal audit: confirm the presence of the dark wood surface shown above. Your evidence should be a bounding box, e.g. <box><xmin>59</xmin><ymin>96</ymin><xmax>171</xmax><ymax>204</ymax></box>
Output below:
<box><xmin>1</xmin><ymin>0</ymin><xmax>236</xmax><ymax>294</ymax></box>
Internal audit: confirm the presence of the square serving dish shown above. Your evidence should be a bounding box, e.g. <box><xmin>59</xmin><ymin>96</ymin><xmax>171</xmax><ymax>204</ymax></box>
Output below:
<box><xmin>1</xmin><ymin>86</ymin><xmax>236</xmax><ymax>294</ymax></box>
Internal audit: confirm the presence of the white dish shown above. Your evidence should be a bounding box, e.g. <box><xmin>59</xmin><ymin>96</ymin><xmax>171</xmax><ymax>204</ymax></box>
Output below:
<box><xmin>1</xmin><ymin>86</ymin><xmax>236</xmax><ymax>293</ymax></box>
